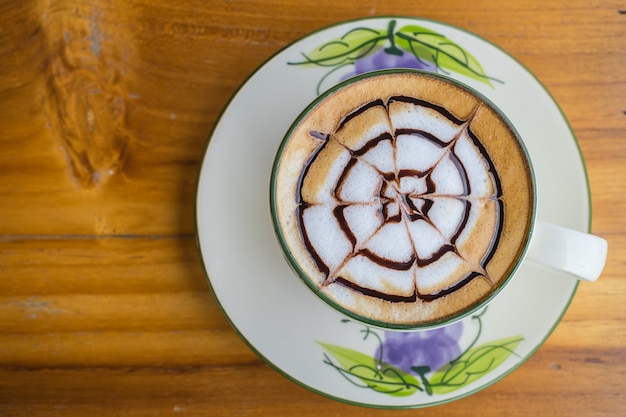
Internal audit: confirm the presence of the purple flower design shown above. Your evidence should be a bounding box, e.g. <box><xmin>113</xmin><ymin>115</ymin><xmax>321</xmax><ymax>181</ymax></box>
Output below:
<box><xmin>342</xmin><ymin>48</ymin><xmax>437</xmax><ymax>81</ymax></box>
<box><xmin>376</xmin><ymin>321</ymin><xmax>464</xmax><ymax>374</ymax></box>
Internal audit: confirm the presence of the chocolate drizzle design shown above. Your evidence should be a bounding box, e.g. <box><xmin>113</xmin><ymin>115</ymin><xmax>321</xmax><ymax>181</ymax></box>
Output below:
<box><xmin>295</xmin><ymin>96</ymin><xmax>504</xmax><ymax>303</ymax></box>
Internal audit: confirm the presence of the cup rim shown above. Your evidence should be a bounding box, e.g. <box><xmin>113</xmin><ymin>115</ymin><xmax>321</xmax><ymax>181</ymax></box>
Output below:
<box><xmin>270</xmin><ymin>68</ymin><xmax>537</xmax><ymax>331</ymax></box>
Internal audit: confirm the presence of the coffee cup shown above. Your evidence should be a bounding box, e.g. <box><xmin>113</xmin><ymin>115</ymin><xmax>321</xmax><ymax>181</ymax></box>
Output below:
<box><xmin>270</xmin><ymin>69</ymin><xmax>607</xmax><ymax>330</ymax></box>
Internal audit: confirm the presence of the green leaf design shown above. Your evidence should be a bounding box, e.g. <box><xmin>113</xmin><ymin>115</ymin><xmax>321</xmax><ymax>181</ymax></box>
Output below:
<box><xmin>318</xmin><ymin>342</ymin><xmax>422</xmax><ymax>397</ymax></box>
<box><xmin>289</xmin><ymin>26</ymin><xmax>388</xmax><ymax>67</ymax></box>
<box><xmin>428</xmin><ymin>335</ymin><xmax>523</xmax><ymax>394</ymax></box>
<box><xmin>395</xmin><ymin>24</ymin><xmax>498</xmax><ymax>86</ymax></box>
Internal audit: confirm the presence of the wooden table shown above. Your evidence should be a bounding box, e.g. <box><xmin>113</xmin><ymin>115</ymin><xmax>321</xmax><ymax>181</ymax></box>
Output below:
<box><xmin>1</xmin><ymin>0</ymin><xmax>624</xmax><ymax>415</ymax></box>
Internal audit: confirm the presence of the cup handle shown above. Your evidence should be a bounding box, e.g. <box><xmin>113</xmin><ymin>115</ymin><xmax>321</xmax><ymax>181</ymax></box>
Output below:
<box><xmin>526</xmin><ymin>220</ymin><xmax>608</xmax><ymax>282</ymax></box>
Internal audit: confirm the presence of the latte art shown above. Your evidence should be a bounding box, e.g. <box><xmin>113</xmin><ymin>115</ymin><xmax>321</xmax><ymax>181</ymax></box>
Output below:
<box><xmin>272</xmin><ymin>72</ymin><xmax>534</xmax><ymax>326</ymax></box>
<box><xmin>298</xmin><ymin>96</ymin><xmax>503</xmax><ymax>301</ymax></box>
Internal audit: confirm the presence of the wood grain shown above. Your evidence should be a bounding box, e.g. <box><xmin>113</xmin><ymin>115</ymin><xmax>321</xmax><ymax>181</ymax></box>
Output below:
<box><xmin>0</xmin><ymin>0</ymin><xmax>624</xmax><ymax>415</ymax></box>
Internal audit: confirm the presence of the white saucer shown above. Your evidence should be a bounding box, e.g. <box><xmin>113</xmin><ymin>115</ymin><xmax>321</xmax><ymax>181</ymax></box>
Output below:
<box><xmin>196</xmin><ymin>17</ymin><xmax>590</xmax><ymax>408</ymax></box>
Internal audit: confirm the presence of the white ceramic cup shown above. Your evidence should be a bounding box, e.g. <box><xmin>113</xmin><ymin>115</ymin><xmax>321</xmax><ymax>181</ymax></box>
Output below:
<box><xmin>270</xmin><ymin>69</ymin><xmax>607</xmax><ymax>330</ymax></box>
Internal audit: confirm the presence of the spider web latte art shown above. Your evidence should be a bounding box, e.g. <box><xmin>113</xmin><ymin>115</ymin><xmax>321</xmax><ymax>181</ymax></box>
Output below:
<box><xmin>297</xmin><ymin>96</ymin><xmax>502</xmax><ymax>304</ymax></box>
<box><xmin>272</xmin><ymin>72</ymin><xmax>534</xmax><ymax>326</ymax></box>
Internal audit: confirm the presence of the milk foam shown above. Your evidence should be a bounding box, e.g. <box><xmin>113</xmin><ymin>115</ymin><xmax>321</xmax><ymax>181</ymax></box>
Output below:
<box><xmin>337</xmin><ymin>159</ymin><xmax>381</xmax><ymax>203</ymax></box>
<box><xmin>395</xmin><ymin>134</ymin><xmax>446</xmax><ymax>175</ymax></box>
<box><xmin>360</xmin><ymin>139</ymin><xmax>395</xmax><ymax>174</ymax></box>
<box><xmin>389</xmin><ymin>102</ymin><xmax>461</xmax><ymax>143</ymax></box>
<box><xmin>298</xmin><ymin>95</ymin><xmax>500</xmax><ymax>300</ymax></box>
<box><xmin>338</xmin><ymin>255</ymin><xmax>415</xmax><ymax>295</ymax></box>
<box><xmin>301</xmin><ymin>205</ymin><xmax>352</xmax><ymax>272</ymax></box>
<box><xmin>342</xmin><ymin>204</ymin><xmax>384</xmax><ymax>245</ymax></box>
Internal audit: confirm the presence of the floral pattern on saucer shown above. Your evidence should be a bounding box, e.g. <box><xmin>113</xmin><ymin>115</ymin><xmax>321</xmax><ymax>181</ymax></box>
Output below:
<box><xmin>288</xmin><ymin>19</ymin><xmax>503</xmax><ymax>94</ymax></box>
<box><xmin>319</xmin><ymin>310</ymin><xmax>523</xmax><ymax>398</ymax></box>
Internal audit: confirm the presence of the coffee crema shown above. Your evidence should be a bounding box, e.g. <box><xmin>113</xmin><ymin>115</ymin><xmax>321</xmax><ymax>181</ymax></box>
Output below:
<box><xmin>272</xmin><ymin>72</ymin><xmax>534</xmax><ymax>327</ymax></box>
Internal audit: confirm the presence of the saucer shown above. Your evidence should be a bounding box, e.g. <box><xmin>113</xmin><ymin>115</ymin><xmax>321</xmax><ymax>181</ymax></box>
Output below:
<box><xmin>195</xmin><ymin>17</ymin><xmax>590</xmax><ymax>408</ymax></box>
